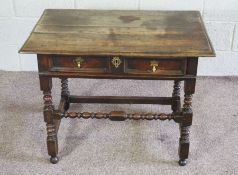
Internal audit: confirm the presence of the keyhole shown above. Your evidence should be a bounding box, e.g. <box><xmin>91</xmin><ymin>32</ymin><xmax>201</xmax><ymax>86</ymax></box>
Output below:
<box><xmin>111</xmin><ymin>57</ymin><xmax>122</xmax><ymax>68</ymax></box>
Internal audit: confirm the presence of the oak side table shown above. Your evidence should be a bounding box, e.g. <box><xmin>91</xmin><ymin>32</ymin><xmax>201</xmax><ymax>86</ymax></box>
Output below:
<box><xmin>20</xmin><ymin>9</ymin><xmax>215</xmax><ymax>166</ymax></box>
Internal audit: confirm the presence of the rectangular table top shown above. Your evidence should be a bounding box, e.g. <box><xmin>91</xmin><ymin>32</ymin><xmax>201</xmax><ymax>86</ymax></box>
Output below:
<box><xmin>19</xmin><ymin>9</ymin><xmax>215</xmax><ymax>58</ymax></box>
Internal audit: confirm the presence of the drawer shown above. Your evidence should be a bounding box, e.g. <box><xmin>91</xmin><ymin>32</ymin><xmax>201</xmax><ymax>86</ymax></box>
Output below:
<box><xmin>49</xmin><ymin>56</ymin><xmax>187</xmax><ymax>77</ymax></box>
<box><xmin>50</xmin><ymin>56</ymin><xmax>109</xmax><ymax>73</ymax></box>
<box><xmin>125</xmin><ymin>58</ymin><xmax>187</xmax><ymax>76</ymax></box>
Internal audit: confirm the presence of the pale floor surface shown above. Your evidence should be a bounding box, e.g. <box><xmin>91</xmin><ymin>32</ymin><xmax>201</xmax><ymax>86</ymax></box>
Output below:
<box><xmin>0</xmin><ymin>71</ymin><xmax>238</xmax><ymax>175</ymax></box>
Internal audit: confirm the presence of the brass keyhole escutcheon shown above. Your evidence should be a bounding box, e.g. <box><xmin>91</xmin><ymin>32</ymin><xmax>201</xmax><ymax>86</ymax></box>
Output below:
<box><xmin>111</xmin><ymin>56</ymin><xmax>122</xmax><ymax>68</ymax></box>
<box><xmin>150</xmin><ymin>61</ymin><xmax>159</xmax><ymax>73</ymax></box>
<box><xmin>74</xmin><ymin>57</ymin><xmax>84</xmax><ymax>68</ymax></box>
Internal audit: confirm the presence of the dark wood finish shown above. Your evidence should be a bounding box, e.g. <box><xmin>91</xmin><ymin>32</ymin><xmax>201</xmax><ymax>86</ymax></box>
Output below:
<box><xmin>186</xmin><ymin>58</ymin><xmax>198</xmax><ymax>75</ymax></box>
<box><xmin>172</xmin><ymin>80</ymin><xmax>181</xmax><ymax>113</ymax></box>
<box><xmin>58</xmin><ymin>98</ymin><xmax>66</xmax><ymax>111</ymax></box>
<box><xmin>125</xmin><ymin>58</ymin><xmax>186</xmax><ymax>75</ymax></box>
<box><xmin>109</xmin><ymin>111</ymin><xmax>126</xmax><ymax>121</ymax></box>
<box><xmin>62</xmin><ymin>111</ymin><xmax>176</xmax><ymax>121</ymax></box>
<box><xmin>38</xmin><ymin>71</ymin><xmax>197</xmax><ymax>80</ymax></box>
<box><xmin>60</xmin><ymin>78</ymin><xmax>70</xmax><ymax>110</ymax></box>
<box><xmin>178</xmin><ymin>124</ymin><xmax>190</xmax><ymax>166</ymax></box>
<box><xmin>20</xmin><ymin>9</ymin><xmax>215</xmax><ymax>165</ymax></box>
<box><xmin>178</xmin><ymin>66</ymin><xmax>197</xmax><ymax>166</ymax></box>
<box><xmin>54</xmin><ymin>119</ymin><xmax>61</xmax><ymax>135</ymax></box>
<box><xmin>53</xmin><ymin>78</ymin><xmax>70</xmax><ymax>133</ymax></box>
<box><xmin>54</xmin><ymin>98</ymin><xmax>65</xmax><ymax>133</ymax></box>
<box><xmin>39</xmin><ymin>76</ymin><xmax>59</xmax><ymax>164</ymax></box>
<box><xmin>49</xmin><ymin>56</ymin><xmax>187</xmax><ymax>77</ymax></box>
<box><xmin>69</xmin><ymin>96</ymin><xmax>172</xmax><ymax>105</ymax></box>
<box><xmin>51</xmin><ymin>56</ymin><xmax>109</xmax><ymax>73</ymax></box>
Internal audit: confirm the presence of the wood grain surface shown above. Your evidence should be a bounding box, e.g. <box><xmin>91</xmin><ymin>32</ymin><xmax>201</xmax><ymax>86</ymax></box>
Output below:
<box><xmin>20</xmin><ymin>9</ymin><xmax>215</xmax><ymax>58</ymax></box>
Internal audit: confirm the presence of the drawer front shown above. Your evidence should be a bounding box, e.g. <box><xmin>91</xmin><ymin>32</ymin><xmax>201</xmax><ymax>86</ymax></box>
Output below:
<box><xmin>51</xmin><ymin>56</ymin><xmax>109</xmax><ymax>73</ymax></box>
<box><xmin>49</xmin><ymin>56</ymin><xmax>187</xmax><ymax>77</ymax></box>
<box><xmin>125</xmin><ymin>58</ymin><xmax>186</xmax><ymax>76</ymax></box>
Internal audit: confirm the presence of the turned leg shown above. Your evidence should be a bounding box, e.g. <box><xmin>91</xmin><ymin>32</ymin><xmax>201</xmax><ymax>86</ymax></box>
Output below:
<box><xmin>40</xmin><ymin>76</ymin><xmax>59</xmax><ymax>164</ymax></box>
<box><xmin>172</xmin><ymin>80</ymin><xmax>181</xmax><ymax>114</ymax></box>
<box><xmin>61</xmin><ymin>78</ymin><xmax>70</xmax><ymax>111</ymax></box>
<box><xmin>178</xmin><ymin>79</ymin><xmax>195</xmax><ymax>166</ymax></box>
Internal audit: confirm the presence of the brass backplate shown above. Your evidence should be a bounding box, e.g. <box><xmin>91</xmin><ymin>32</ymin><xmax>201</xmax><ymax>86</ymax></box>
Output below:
<box><xmin>111</xmin><ymin>57</ymin><xmax>122</xmax><ymax>68</ymax></box>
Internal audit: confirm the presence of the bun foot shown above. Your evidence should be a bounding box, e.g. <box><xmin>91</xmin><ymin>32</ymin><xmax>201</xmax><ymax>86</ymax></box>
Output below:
<box><xmin>178</xmin><ymin>159</ymin><xmax>187</xmax><ymax>166</ymax></box>
<box><xmin>50</xmin><ymin>156</ymin><xmax>59</xmax><ymax>164</ymax></box>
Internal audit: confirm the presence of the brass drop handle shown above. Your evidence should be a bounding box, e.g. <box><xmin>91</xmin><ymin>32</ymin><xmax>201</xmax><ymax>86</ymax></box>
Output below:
<box><xmin>150</xmin><ymin>61</ymin><xmax>159</xmax><ymax>73</ymax></box>
<box><xmin>74</xmin><ymin>57</ymin><xmax>84</xmax><ymax>68</ymax></box>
